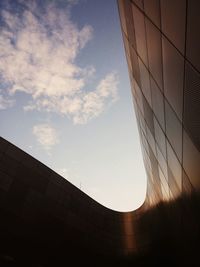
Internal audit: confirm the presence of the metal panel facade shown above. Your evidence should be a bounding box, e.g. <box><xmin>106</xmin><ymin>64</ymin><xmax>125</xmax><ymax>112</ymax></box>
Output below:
<box><xmin>118</xmin><ymin>0</ymin><xmax>200</xmax><ymax>206</ymax></box>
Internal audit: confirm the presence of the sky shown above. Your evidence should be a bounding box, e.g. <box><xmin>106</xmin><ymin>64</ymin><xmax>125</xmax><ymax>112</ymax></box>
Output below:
<box><xmin>0</xmin><ymin>0</ymin><xmax>146</xmax><ymax>211</ymax></box>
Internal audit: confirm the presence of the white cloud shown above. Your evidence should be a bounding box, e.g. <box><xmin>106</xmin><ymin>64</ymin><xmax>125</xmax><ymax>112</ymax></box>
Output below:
<box><xmin>0</xmin><ymin>0</ymin><xmax>119</xmax><ymax>123</ymax></box>
<box><xmin>0</xmin><ymin>94</ymin><xmax>14</xmax><ymax>110</ymax></box>
<box><xmin>0</xmin><ymin>6</ymin><xmax>93</xmax><ymax>97</ymax></box>
<box><xmin>25</xmin><ymin>72</ymin><xmax>119</xmax><ymax>124</ymax></box>
<box><xmin>33</xmin><ymin>124</ymin><xmax>59</xmax><ymax>150</ymax></box>
<box><xmin>73</xmin><ymin>72</ymin><xmax>119</xmax><ymax>124</ymax></box>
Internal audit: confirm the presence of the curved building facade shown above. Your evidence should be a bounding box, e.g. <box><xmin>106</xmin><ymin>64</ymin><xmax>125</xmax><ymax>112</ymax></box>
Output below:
<box><xmin>0</xmin><ymin>137</ymin><xmax>140</xmax><ymax>265</ymax></box>
<box><xmin>118</xmin><ymin>0</ymin><xmax>200</xmax><ymax>204</ymax></box>
<box><xmin>0</xmin><ymin>0</ymin><xmax>200</xmax><ymax>266</ymax></box>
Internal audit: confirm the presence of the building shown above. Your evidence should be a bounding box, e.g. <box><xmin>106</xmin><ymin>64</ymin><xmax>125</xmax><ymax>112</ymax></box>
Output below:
<box><xmin>0</xmin><ymin>0</ymin><xmax>200</xmax><ymax>265</ymax></box>
<box><xmin>118</xmin><ymin>0</ymin><xmax>200</xmax><ymax>204</ymax></box>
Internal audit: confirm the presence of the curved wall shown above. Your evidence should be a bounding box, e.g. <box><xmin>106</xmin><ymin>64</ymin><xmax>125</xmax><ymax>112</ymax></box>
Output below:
<box><xmin>118</xmin><ymin>0</ymin><xmax>200</xmax><ymax>205</ymax></box>
<box><xmin>0</xmin><ymin>137</ymin><xmax>137</xmax><ymax>265</ymax></box>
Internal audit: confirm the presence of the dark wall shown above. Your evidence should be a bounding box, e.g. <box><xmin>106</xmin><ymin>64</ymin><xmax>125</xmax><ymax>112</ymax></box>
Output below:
<box><xmin>0</xmin><ymin>137</ymin><xmax>131</xmax><ymax>266</ymax></box>
<box><xmin>117</xmin><ymin>1</ymin><xmax>200</xmax><ymax>265</ymax></box>
<box><xmin>0</xmin><ymin>138</ymin><xmax>200</xmax><ymax>267</ymax></box>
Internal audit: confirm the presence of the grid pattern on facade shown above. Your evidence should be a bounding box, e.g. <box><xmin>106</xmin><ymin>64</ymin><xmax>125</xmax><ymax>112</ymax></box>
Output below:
<box><xmin>118</xmin><ymin>0</ymin><xmax>200</xmax><ymax>206</ymax></box>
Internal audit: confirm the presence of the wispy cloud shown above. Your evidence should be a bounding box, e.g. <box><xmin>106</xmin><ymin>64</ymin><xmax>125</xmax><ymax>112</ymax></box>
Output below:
<box><xmin>25</xmin><ymin>72</ymin><xmax>119</xmax><ymax>124</ymax></box>
<box><xmin>0</xmin><ymin>94</ymin><xmax>14</xmax><ymax>110</ymax></box>
<box><xmin>33</xmin><ymin>124</ymin><xmax>59</xmax><ymax>150</ymax></box>
<box><xmin>0</xmin><ymin>0</ymin><xmax>119</xmax><ymax>124</ymax></box>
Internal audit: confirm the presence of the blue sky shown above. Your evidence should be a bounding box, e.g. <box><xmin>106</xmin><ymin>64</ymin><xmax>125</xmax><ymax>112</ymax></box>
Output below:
<box><xmin>0</xmin><ymin>0</ymin><xmax>146</xmax><ymax>211</ymax></box>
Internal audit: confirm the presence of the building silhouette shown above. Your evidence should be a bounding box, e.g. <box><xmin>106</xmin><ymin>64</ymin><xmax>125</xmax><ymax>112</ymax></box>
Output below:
<box><xmin>0</xmin><ymin>0</ymin><xmax>200</xmax><ymax>266</ymax></box>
